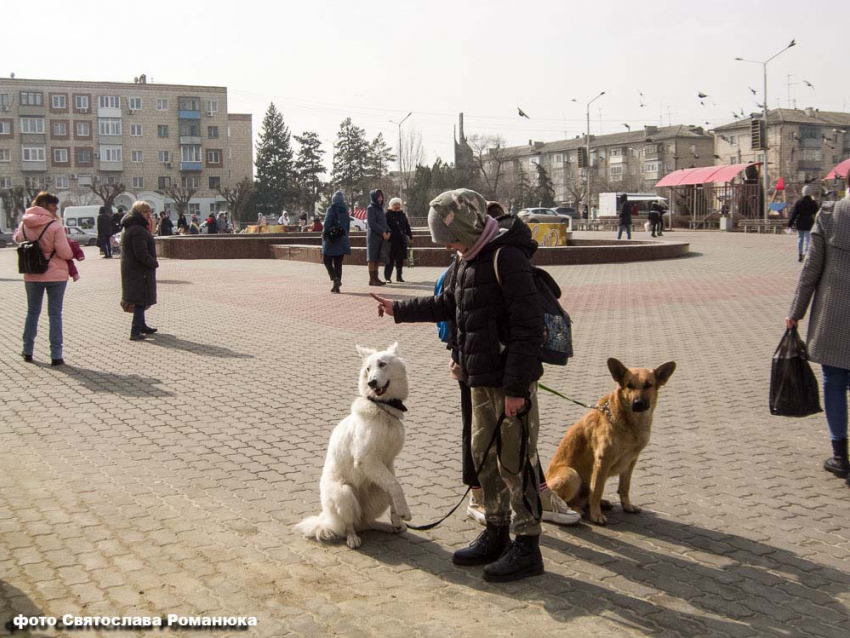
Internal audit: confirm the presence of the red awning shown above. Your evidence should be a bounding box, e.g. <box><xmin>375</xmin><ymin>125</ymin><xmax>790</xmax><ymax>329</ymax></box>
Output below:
<box><xmin>825</xmin><ymin>158</ymin><xmax>850</xmax><ymax>180</ymax></box>
<box><xmin>655</xmin><ymin>163</ymin><xmax>761</xmax><ymax>188</ymax></box>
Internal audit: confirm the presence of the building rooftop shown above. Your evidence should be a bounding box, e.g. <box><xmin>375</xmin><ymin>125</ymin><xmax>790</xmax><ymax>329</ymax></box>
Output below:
<box><xmin>0</xmin><ymin>76</ymin><xmax>228</xmax><ymax>92</ymax></box>
<box><xmin>712</xmin><ymin>108</ymin><xmax>850</xmax><ymax>132</ymax></box>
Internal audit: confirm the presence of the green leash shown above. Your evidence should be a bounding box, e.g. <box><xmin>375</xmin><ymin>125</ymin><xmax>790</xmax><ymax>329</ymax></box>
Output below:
<box><xmin>538</xmin><ymin>382</ymin><xmax>612</xmax><ymax>420</ymax></box>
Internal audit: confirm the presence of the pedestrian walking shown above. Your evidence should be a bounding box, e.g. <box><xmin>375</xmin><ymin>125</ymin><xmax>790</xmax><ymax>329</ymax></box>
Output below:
<box><xmin>384</xmin><ymin>197</ymin><xmax>412</xmax><ymax>283</ymax></box>
<box><xmin>788</xmin><ymin>185</ymin><xmax>819</xmax><ymax>262</ymax></box>
<box><xmin>617</xmin><ymin>194</ymin><xmax>633</xmax><ymax>240</ymax></box>
<box><xmin>15</xmin><ymin>192</ymin><xmax>74</xmax><ymax>366</ymax></box>
<box><xmin>121</xmin><ymin>201</ymin><xmax>159</xmax><ymax>341</ymax></box>
<box><xmin>786</xmin><ymin>171</ymin><xmax>850</xmax><ymax>486</ymax></box>
<box><xmin>97</xmin><ymin>205</ymin><xmax>114</xmax><ymax>258</ymax></box>
<box><xmin>366</xmin><ymin>189</ymin><xmax>388</xmax><ymax>286</ymax></box>
<box><xmin>156</xmin><ymin>211</ymin><xmax>174</xmax><ymax>237</ymax></box>
<box><xmin>648</xmin><ymin>202</ymin><xmax>664</xmax><ymax>237</ymax></box>
<box><xmin>322</xmin><ymin>191</ymin><xmax>351</xmax><ymax>294</ymax></box>
<box><xmin>371</xmin><ymin>188</ymin><xmax>547</xmax><ymax>582</ymax></box>
<box><xmin>205</xmin><ymin>212</ymin><xmax>219</xmax><ymax>235</ymax></box>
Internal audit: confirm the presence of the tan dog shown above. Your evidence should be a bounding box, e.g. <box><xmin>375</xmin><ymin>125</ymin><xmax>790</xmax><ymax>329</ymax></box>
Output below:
<box><xmin>545</xmin><ymin>358</ymin><xmax>676</xmax><ymax>525</ymax></box>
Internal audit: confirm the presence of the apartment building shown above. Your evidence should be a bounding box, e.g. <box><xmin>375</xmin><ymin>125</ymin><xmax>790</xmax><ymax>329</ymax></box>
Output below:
<box><xmin>712</xmin><ymin>107</ymin><xmax>850</xmax><ymax>196</ymax></box>
<box><xmin>0</xmin><ymin>76</ymin><xmax>253</xmax><ymax>221</ymax></box>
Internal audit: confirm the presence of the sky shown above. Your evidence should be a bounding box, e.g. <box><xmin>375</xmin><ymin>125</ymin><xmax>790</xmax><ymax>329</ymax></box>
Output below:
<box><xmin>2</xmin><ymin>0</ymin><xmax>845</xmax><ymax>171</ymax></box>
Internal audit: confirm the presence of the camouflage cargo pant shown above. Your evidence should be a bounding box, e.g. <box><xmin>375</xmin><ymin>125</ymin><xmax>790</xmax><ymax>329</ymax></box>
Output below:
<box><xmin>470</xmin><ymin>384</ymin><xmax>541</xmax><ymax>536</ymax></box>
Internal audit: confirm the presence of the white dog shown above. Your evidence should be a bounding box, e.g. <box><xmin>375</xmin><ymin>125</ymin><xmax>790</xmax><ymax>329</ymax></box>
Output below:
<box><xmin>295</xmin><ymin>343</ymin><xmax>412</xmax><ymax>549</ymax></box>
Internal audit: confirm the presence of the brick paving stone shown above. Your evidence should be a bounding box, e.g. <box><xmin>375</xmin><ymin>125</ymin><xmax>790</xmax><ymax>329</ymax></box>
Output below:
<box><xmin>1</xmin><ymin>232</ymin><xmax>850</xmax><ymax>636</ymax></box>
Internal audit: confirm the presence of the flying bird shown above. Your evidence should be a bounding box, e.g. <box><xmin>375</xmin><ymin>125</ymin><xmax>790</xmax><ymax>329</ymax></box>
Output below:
<box><xmin>803</xmin><ymin>80</ymin><xmax>815</xmax><ymax>90</ymax></box>
<box><xmin>698</xmin><ymin>91</ymin><xmax>708</xmax><ymax>107</ymax></box>
<box><xmin>789</xmin><ymin>39</ymin><xmax>797</xmax><ymax>48</ymax></box>
<box><xmin>732</xmin><ymin>111</ymin><xmax>740</xmax><ymax>119</ymax></box>
<box><xmin>639</xmin><ymin>91</ymin><xmax>646</xmax><ymax>108</ymax></box>
<box><xmin>623</xmin><ymin>123</ymin><xmax>631</xmax><ymax>131</ymax></box>
<box><xmin>518</xmin><ymin>107</ymin><xmax>530</xmax><ymax>119</ymax></box>
<box><xmin>714</xmin><ymin>154</ymin><xmax>722</xmax><ymax>159</ymax></box>
<box><xmin>749</xmin><ymin>86</ymin><xmax>757</xmax><ymax>95</ymax></box>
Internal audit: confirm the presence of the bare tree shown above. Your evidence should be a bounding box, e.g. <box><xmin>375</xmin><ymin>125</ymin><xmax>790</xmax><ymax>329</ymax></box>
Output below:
<box><xmin>88</xmin><ymin>180</ymin><xmax>126</xmax><ymax>211</ymax></box>
<box><xmin>160</xmin><ymin>186</ymin><xmax>196</xmax><ymax>217</ymax></box>
<box><xmin>399</xmin><ymin>125</ymin><xmax>425</xmax><ymax>195</ymax></box>
<box><xmin>217</xmin><ymin>178</ymin><xmax>254</xmax><ymax>230</ymax></box>
<box><xmin>61</xmin><ymin>190</ymin><xmax>99</xmax><ymax>210</ymax></box>
<box><xmin>1</xmin><ymin>186</ymin><xmax>36</xmax><ymax>230</ymax></box>
<box><xmin>467</xmin><ymin>134</ymin><xmax>508</xmax><ymax>199</ymax></box>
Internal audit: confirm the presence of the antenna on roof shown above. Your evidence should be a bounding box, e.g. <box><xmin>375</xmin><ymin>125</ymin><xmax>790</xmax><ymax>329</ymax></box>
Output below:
<box><xmin>10</xmin><ymin>72</ymin><xmax>14</xmax><ymax>79</ymax></box>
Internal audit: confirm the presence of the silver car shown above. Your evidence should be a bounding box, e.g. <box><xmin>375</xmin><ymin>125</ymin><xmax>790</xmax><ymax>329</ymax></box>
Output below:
<box><xmin>64</xmin><ymin>226</ymin><xmax>99</xmax><ymax>246</ymax></box>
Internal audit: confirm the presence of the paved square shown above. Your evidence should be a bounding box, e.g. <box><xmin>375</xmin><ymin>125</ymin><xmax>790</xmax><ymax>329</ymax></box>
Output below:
<box><xmin>1</xmin><ymin>231</ymin><xmax>848</xmax><ymax>637</ymax></box>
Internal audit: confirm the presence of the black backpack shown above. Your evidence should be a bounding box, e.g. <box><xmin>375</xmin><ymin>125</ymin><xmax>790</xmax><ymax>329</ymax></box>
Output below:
<box><xmin>493</xmin><ymin>247</ymin><xmax>574</xmax><ymax>366</ymax></box>
<box><xmin>17</xmin><ymin>221</ymin><xmax>56</xmax><ymax>275</ymax></box>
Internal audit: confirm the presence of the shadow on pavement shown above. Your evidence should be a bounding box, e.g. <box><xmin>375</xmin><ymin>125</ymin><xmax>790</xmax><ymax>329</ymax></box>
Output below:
<box><xmin>1</xmin><ymin>580</ymin><xmax>50</xmax><ymax>638</ymax></box>
<box><xmin>52</xmin><ymin>365</ymin><xmax>175</xmax><ymax>397</ymax></box>
<box><xmin>142</xmin><ymin>333</ymin><xmax>253</xmax><ymax>359</ymax></box>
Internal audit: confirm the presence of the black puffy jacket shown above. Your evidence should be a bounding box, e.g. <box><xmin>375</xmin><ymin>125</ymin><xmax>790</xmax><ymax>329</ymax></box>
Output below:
<box><xmin>788</xmin><ymin>196</ymin><xmax>818</xmax><ymax>231</ymax></box>
<box><xmin>394</xmin><ymin>217</ymin><xmax>543</xmax><ymax>398</ymax></box>
<box><xmin>121</xmin><ymin>213</ymin><xmax>158</xmax><ymax>308</ymax></box>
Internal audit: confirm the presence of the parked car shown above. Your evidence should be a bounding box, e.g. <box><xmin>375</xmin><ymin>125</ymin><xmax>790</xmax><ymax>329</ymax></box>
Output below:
<box><xmin>350</xmin><ymin>217</ymin><xmax>367</xmax><ymax>232</ymax></box>
<box><xmin>517</xmin><ymin>208</ymin><xmax>568</xmax><ymax>224</ymax></box>
<box><xmin>0</xmin><ymin>231</ymin><xmax>15</xmax><ymax>248</ymax></box>
<box><xmin>552</xmin><ymin>206</ymin><xmax>579</xmax><ymax>220</ymax></box>
<box><xmin>64</xmin><ymin>226</ymin><xmax>99</xmax><ymax>246</ymax></box>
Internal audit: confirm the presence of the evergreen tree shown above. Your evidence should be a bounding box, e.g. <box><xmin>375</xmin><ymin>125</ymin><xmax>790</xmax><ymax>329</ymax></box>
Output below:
<box><xmin>535</xmin><ymin>162</ymin><xmax>556</xmax><ymax>208</ymax></box>
<box><xmin>331</xmin><ymin>118</ymin><xmax>369</xmax><ymax>204</ymax></box>
<box><xmin>515</xmin><ymin>163</ymin><xmax>532</xmax><ymax>208</ymax></box>
<box><xmin>254</xmin><ymin>103</ymin><xmax>295</xmax><ymax>216</ymax></box>
<box><xmin>365</xmin><ymin>133</ymin><xmax>397</xmax><ymax>180</ymax></box>
<box><xmin>293</xmin><ymin>131</ymin><xmax>326</xmax><ymax>216</ymax></box>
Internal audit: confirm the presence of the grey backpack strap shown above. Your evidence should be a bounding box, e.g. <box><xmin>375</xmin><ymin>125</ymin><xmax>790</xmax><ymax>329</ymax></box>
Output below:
<box><xmin>492</xmin><ymin>247</ymin><xmax>503</xmax><ymax>287</ymax></box>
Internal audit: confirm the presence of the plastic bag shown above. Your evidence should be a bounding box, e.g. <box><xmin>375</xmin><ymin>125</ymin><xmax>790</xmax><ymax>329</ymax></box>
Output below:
<box><xmin>769</xmin><ymin>327</ymin><xmax>822</xmax><ymax>417</ymax></box>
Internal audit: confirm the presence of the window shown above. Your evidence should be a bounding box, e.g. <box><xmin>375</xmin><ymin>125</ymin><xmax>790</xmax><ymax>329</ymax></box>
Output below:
<box><xmin>188</xmin><ymin>203</ymin><xmax>201</xmax><ymax>216</ymax></box>
<box><xmin>102</xmin><ymin>175</ymin><xmax>119</xmax><ymax>186</ymax></box>
<box><xmin>129</xmin><ymin>97</ymin><xmax>142</xmax><ymax>110</ymax></box>
<box><xmin>0</xmin><ymin>120</ymin><xmax>10</xmax><ymax>135</ymax></box>
<box><xmin>643</xmin><ymin>161</ymin><xmax>661</xmax><ymax>173</ymax></box>
<box><xmin>99</xmin><ymin>146</ymin><xmax>122</xmax><ymax>162</ymax></box>
<box><xmin>51</xmin><ymin>94</ymin><xmax>67</xmax><ymax>109</ymax></box>
<box><xmin>74</xmin><ymin>95</ymin><xmax>90</xmax><ymax>111</ymax></box>
<box><xmin>729</xmin><ymin>156</ymin><xmax>736</xmax><ymax>164</ymax></box>
<box><xmin>209</xmin><ymin>176</ymin><xmax>221</xmax><ymax>190</ymax></box>
<box><xmin>99</xmin><ymin>118</ymin><xmax>122</xmax><ymax>136</ymax></box>
<box><xmin>0</xmin><ymin>177</ymin><xmax>11</xmax><ymax>188</ymax></box>
<box><xmin>179</xmin><ymin>122</ymin><xmax>201</xmax><ymax>137</ymax></box>
<box><xmin>76</xmin><ymin>148</ymin><xmax>93</xmax><ymax>165</ymax></box>
<box><xmin>132</xmin><ymin>177</ymin><xmax>144</xmax><ymax>189</ymax></box>
<box><xmin>179</xmin><ymin>97</ymin><xmax>201</xmax><ymax>111</ymax></box>
<box><xmin>156</xmin><ymin>98</ymin><xmax>168</xmax><ymax>111</ymax></box>
<box><xmin>130</xmin><ymin>123</ymin><xmax>143</xmax><ymax>136</ymax></box>
<box><xmin>206</xmin><ymin>149</ymin><xmax>221</xmax><ymax>165</ymax></box>
<box><xmin>51</xmin><ymin>121</ymin><xmax>67</xmax><ymax>137</ymax></box>
<box><xmin>610</xmin><ymin>165</ymin><xmax>623</xmax><ymax>176</ymax></box>
<box><xmin>98</xmin><ymin>95</ymin><xmax>120</xmax><ymax>109</ymax></box>
<box><xmin>20</xmin><ymin>117</ymin><xmax>45</xmax><ymax>133</ymax></box>
<box><xmin>158</xmin><ymin>150</ymin><xmax>171</xmax><ymax>163</ymax></box>
<box><xmin>207</xmin><ymin>125</ymin><xmax>219</xmax><ymax>139</ymax></box>
<box><xmin>0</xmin><ymin>94</ymin><xmax>9</xmax><ymax>108</ymax></box>
<box><xmin>55</xmin><ymin>175</ymin><xmax>69</xmax><ymax>189</ymax></box>
<box><xmin>729</xmin><ymin>135</ymin><xmax>737</xmax><ymax>145</ymax></box>
<box><xmin>53</xmin><ymin>148</ymin><xmax>69</xmax><ymax>163</ymax></box>
<box><xmin>158</xmin><ymin>176</ymin><xmax>172</xmax><ymax>189</ymax></box>
<box><xmin>0</xmin><ymin>149</ymin><xmax>11</xmax><ymax>162</ymax></box>
<box><xmin>22</xmin><ymin>146</ymin><xmax>46</xmax><ymax>162</ymax></box>
<box><xmin>20</xmin><ymin>92</ymin><xmax>43</xmax><ymax>106</ymax></box>
<box><xmin>131</xmin><ymin>150</ymin><xmax>143</xmax><ymax>163</ymax></box>
<box><xmin>75</xmin><ymin>121</ymin><xmax>91</xmax><ymax>138</ymax></box>
<box><xmin>788</xmin><ymin>131</ymin><xmax>796</xmax><ymax>141</ymax></box>
<box><xmin>182</xmin><ymin>175</ymin><xmax>200</xmax><ymax>189</ymax></box>
<box><xmin>158</xmin><ymin>125</ymin><xmax>169</xmax><ymax>138</ymax></box>
<box><xmin>181</xmin><ymin>145</ymin><xmax>202</xmax><ymax>162</ymax></box>
<box><xmin>801</xmin><ymin>149</ymin><xmax>822</xmax><ymax>161</ymax></box>
<box><xmin>77</xmin><ymin>174</ymin><xmax>92</xmax><ymax>186</ymax></box>
<box><xmin>206</xmin><ymin>99</ymin><xmax>218</xmax><ymax>115</ymax></box>
<box><xmin>610</xmin><ymin>148</ymin><xmax>622</xmax><ymax>157</ymax></box>
<box><xmin>25</xmin><ymin>176</ymin><xmax>44</xmax><ymax>190</ymax></box>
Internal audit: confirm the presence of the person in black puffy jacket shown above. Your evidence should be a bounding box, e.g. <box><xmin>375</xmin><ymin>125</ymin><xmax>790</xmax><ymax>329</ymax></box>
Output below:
<box><xmin>788</xmin><ymin>185</ymin><xmax>819</xmax><ymax>262</ymax></box>
<box><xmin>371</xmin><ymin>188</ymin><xmax>546</xmax><ymax>583</ymax></box>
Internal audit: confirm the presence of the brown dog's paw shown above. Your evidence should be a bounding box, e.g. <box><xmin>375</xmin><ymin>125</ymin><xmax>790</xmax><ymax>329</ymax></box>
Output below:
<box><xmin>589</xmin><ymin>511</ymin><xmax>608</xmax><ymax>525</ymax></box>
<box><xmin>622</xmin><ymin>503</ymin><xmax>642</xmax><ymax>514</ymax></box>
<box><xmin>600</xmin><ymin>499</ymin><xmax>614</xmax><ymax>511</ymax></box>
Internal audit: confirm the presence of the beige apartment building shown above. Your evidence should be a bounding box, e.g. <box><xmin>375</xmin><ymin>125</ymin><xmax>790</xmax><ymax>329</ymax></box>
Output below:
<box><xmin>712</xmin><ymin>107</ymin><xmax>850</xmax><ymax>197</ymax></box>
<box><xmin>0</xmin><ymin>76</ymin><xmax>252</xmax><ymax>224</ymax></box>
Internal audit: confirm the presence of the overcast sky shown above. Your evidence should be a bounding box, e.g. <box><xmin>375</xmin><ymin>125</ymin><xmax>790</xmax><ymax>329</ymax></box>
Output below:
<box><xmin>3</xmin><ymin>0</ymin><xmax>844</xmax><ymax>169</ymax></box>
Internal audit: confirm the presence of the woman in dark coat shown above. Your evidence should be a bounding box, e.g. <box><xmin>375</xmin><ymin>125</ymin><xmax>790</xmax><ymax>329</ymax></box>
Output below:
<box><xmin>788</xmin><ymin>185</ymin><xmax>819</xmax><ymax>261</ymax></box>
<box><xmin>366</xmin><ymin>189</ymin><xmax>387</xmax><ymax>286</ymax></box>
<box><xmin>384</xmin><ymin>197</ymin><xmax>412</xmax><ymax>283</ymax></box>
<box><xmin>176</xmin><ymin>212</ymin><xmax>188</xmax><ymax>233</ymax></box>
<box><xmin>121</xmin><ymin>201</ymin><xmax>159</xmax><ymax>340</ymax></box>
<box><xmin>322</xmin><ymin>191</ymin><xmax>351</xmax><ymax>294</ymax></box>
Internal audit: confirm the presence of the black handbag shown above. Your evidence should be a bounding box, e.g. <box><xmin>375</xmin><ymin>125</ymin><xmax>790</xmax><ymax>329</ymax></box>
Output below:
<box><xmin>769</xmin><ymin>327</ymin><xmax>822</xmax><ymax>417</ymax></box>
<box><xmin>327</xmin><ymin>224</ymin><xmax>345</xmax><ymax>241</ymax></box>
<box><xmin>17</xmin><ymin>221</ymin><xmax>56</xmax><ymax>274</ymax></box>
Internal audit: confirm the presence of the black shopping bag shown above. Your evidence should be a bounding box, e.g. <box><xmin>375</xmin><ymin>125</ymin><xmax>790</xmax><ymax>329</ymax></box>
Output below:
<box><xmin>769</xmin><ymin>327</ymin><xmax>822</xmax><ymax>417</ymax></box>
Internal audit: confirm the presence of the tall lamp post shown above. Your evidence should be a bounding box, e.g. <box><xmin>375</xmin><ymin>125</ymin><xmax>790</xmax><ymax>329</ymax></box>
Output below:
<box><xmin>735</xmin><ymin>39</ymin><xmax>796</xmax><ymax>222</ymax></box>
<box><xmin>390</xmin><ymin>112</ymin><xmax>412</xmax><ymax>200</ymax></box>
<box><xmin>585</xmin><ymin>92</ymin><xmax>605</xmax><ymax>211</ymax></box>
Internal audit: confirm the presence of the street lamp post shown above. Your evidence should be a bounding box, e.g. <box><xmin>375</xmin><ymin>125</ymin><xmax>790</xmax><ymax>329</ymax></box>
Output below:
<box><xmin>586</xmin><ymin>92</ymin><xmax>605</xmax><ymax>211</ymax></box>
<box><xmin>390</xmin><ymin>112</ymin><xmax>412</xmax><ymax>200</ymax></box>
<box><xmin>735</xmin><ymin>39</ymin><xmax>796</xmax><ymax>222</ymax></box>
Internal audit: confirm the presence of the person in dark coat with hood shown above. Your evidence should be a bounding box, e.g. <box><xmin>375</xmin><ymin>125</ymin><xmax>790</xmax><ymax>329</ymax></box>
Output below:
<box><xmin>121</xmin><ymin>201</ymin><xmax>159</xmax><ymax>340</ymax></box>
<box><xmin>156</xmin><ymin>211</ymin><xmax>174</xmax><ymax>236</ymax></box>
<box><xmin>617</xmin><ymin>194</ymin><xmax>632</xmax><ymax>240</ymax></box>
<box><xmin>384</xmin><ymin>197</ymin><xmax>412</xmax><ymax>283</ymax></box>
<box><xmin>366</xmin><ymin>189</ymin><xmax>388</xmax><ymax>286</ymax></box>
<box><xmin>322</xmin><ymin>191</ymin><xmax>351</xmax><ymax>294</ymax></box>
<box><xmin>177</xmin><ymin>212</ymin><xmax>188</xmax><ymax>233</ymax></box>
<box><xmin>371</xmin><ymin>188</ymin><xmax>546</xmax><ymax>583</ymax></box>
<box><xmin>97</xmin><ymin>206</ymin><xmax>113</xmax><ymax>258</ymax></box>
<box><xmin>788</xmin><ymin>185</ymin><xmax>819</xmax><ymax>261</ymax></box>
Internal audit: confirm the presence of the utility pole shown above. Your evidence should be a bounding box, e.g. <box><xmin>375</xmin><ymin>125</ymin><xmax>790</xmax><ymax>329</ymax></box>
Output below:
<box><xmin>585</xmin><ymin>92</ymin><xmax>605</xmax><ymax>211</ymax></box>
<box><xmin>389</xmin><ymin>112</ymin><xmax>412</xmax><ymax>201</ymax></box>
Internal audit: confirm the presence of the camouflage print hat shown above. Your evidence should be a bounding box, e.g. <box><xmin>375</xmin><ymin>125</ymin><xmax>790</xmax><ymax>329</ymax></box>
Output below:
<box><xmin>427</xmin><ymin>189</ymin><xmax>489</xmax><ymax>247</ymax></box>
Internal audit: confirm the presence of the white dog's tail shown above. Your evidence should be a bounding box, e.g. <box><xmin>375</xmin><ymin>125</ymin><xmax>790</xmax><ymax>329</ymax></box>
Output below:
<box><xmin>295</xmin><ymin>484</ymin><xmax>362</xmax><ymax>542</ymax></box>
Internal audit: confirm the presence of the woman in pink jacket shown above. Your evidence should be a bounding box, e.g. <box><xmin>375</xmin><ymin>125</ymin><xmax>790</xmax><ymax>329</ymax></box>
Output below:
<box><xmin>14</xmin><ymin>192</ymin><xmax>74</xmax><ymax>366</ymax></box>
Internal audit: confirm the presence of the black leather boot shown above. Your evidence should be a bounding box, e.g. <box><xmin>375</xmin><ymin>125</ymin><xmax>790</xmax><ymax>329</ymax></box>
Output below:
<box><xmin>452</xmin><ymin>523</ymin><xmax>509</xmax><ymax>566</ymax></box>
<box><xmin>482</xmin><ymin>534</ymin><xmax>544</xmax><ymax>582</ymax></box>
<box><xmin>824</xmin><ymin>438</ymin><xmax>849</xmax><ymax>478</ymax></box>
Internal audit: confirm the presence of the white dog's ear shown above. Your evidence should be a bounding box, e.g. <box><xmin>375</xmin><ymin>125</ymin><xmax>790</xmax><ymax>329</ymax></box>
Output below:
<box><xmin>356</xmin><ymin>345</ymin><xmax>376</xmax><ymax>360</ymax></box>
<box><xmin>387</xmin><ymin>341</ymin><xmax>399</xmax><ymax>355</ymax></box>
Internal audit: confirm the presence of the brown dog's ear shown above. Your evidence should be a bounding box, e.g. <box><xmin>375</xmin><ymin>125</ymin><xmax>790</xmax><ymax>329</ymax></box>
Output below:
<box><xmin>607</xmin><ymin>358</ymin><xmax>629</xmax><ymax>385</ymax></box>
<box><xmin>654</xmin><ymin>361</ymin><xmax>677</xmax><ymax>386</ymax></box>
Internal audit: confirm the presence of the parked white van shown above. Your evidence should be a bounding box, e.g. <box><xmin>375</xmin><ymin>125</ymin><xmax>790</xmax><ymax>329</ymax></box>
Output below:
<box><xmin>62</xmin><ymin>205</ymin><xmax>106</xmax><ymax>232</ymax></box>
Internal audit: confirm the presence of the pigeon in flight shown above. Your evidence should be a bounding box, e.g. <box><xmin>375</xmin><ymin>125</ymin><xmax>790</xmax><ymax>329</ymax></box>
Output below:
<box><xmin>518</xmin><ymin>107</ymin><xmax>530</xmax><ymax>119</ymax></box>
<box><xmin>732</xmin><ymin>111</ymin><xmax>740</xmax><ymax>119</ymax></box>
<box><xmin>749</xmin><ymin>86</ymin><xmax>757</xmax><ymax>95</ymax></box>
<box><xmin>623</xmin><ymin>123</ymin><xmax>631</xmax><ymax>131</ymax></box>
<box><xmin>698</xmin><ymin>92</ymin><xmax>708</xmax><ymax>106</ymax></box>
<box><xmin>803</xmin><ymin>80</ymin><xmax>814</xmax><ymax>90</ymax></box>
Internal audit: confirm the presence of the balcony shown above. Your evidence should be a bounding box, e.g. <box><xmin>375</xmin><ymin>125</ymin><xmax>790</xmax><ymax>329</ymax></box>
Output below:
<box><xmin>180</xmin><ymin>161</ymin><xmax>202</xmax><ymax>172</ymax></box>
<box><xmin>21</xmin><ymin>161</ymin><xmax>47</xmax><ymax>172</ymax></box>
<box><xmin>797</xmin><ymin>160</ymin><xmax>822</xmax><ymax>171</ymax></box>
<box><xmin>99</xmin><ymin>161</ymin><xmax>123</xmax><ymax>171</ymax></box>
<box><xmin>179</xmin><ymin>136</ymin><xmax>202</xmax><ymax>145</ymax></box>
<box><xmin>643</xmin><ymin>149</ymin><xmax>664</xmax><ymax>161</ymax></box>
<box><xmin>97</xmin><ymin>106</ymin><xmax>122</xmax><ymax>118</ymax></box>
<box><xmin>178</xmin><ymin>110</ymin><xmax>201</xmax><ymax>120</ymax></box>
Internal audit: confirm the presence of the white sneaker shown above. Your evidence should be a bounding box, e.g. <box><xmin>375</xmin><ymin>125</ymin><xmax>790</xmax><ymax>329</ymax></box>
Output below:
<box><xmin>466</xmin><ymin>490</ymin><xmax>486</xmax><ymax>526</ymax></box>
<box><xmin>541</xmin><ymin>489</ymin><xmax>581</xmax><ymax>526</ymax></box>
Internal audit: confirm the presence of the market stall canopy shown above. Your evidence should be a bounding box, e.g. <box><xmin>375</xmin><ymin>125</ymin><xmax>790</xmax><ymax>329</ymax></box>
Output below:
<box><xmin>655</xmin><ymin>163</ymin><xmax>762</xmax><ymax>188</ymax></box>
<box><xmin>825</xmin><ymin>158</ymin><xmax>850</xmax><ymax>180</ymax></box>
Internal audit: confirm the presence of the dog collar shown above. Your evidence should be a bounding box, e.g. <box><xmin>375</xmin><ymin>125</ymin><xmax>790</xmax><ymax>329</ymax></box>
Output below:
<box><xmin>367</xmin><ymin>396</ymin><xmax>408</xmax><ymax>412</ymax></box>
<box><xmin>598</xmin><ymin>400</ymin><xmax>614</xmax><ymax>422</ymax></box>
